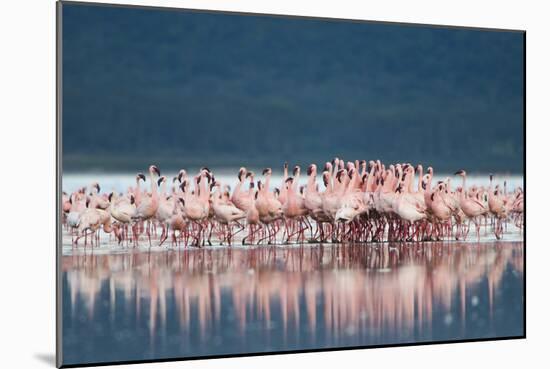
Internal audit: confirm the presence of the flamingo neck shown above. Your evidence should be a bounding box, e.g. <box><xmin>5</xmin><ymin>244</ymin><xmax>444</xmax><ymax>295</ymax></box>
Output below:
<box><xmin>417</xmin><ymin>167</ymin><xmax>424</xmax><ymax>192</ymax></box>
<box><xmin>307</xmin><ymin>171</ymin><xmax>316</xmax><ymax>192</ymax></box>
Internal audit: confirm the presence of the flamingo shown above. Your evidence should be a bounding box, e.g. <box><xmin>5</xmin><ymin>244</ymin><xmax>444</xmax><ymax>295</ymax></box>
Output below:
<box><xmin>155</xmin><ymin>176</ymin><xmax>175</xmax><ymax>246</ymax></box>
<box><xmin>108</xmin><ymin>191</ymin><xmax>136</xmax><ymax>245</ymax></box>
<box><xmin>455</xmin><ymin>170</ymin><xmax>489</xmax><ymax>241</ymax></box>
<box><xmin>211</xmin><ymin>180</ymin><xmax>246</xmax><ymax>245</ymax></box>
<box><xmin>132</xmin><ymin>165</ymin><xmax>161</xmax><ymax>246</ymax></box>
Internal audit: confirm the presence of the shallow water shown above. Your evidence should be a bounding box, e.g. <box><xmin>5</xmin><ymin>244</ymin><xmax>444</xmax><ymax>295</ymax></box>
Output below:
<box><xmin>61</xmin><ymin>241</ymin><xmax>524</xmax><ymax>366</ymax></box>
<box><xmin>62</xmin><ymin>173</ymin><xmax>523</xmax><ymax>195</ymax></box>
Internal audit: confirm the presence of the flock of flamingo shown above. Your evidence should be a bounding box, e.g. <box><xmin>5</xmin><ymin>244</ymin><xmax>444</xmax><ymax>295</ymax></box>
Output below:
<box><xmin>62</xmin><ymin>159</ymin><xmax>524</xmax><ymax>248</ymax></box>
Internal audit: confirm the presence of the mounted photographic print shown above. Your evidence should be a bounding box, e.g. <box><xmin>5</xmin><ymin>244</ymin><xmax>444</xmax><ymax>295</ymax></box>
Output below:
<box><xmin>56</xmin><ymin>1</ymin><xmax>525</xmax><ymax>367</ymax></box>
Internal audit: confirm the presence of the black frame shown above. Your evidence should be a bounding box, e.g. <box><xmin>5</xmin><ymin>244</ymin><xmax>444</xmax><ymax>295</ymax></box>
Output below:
<box><xmin>55</xmin><ymin>1</ymin><xmax>527</xmax><ymax>367</ymax></box>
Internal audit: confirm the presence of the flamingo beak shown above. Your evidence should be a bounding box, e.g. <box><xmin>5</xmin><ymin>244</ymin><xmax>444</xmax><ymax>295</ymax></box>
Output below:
<box><xmin>152</xmin><ymin>166</ymin><xmax>161</xmax><ymax>176</ymax></box>
<box><xmin>108</xmin><ymin>192</ymin><xmax>113</xmax><ymax>202</ymax></box>
<box><xmin>307</xmin><ymin>165</ymin><xmax>313</xmax><ymax>176</ymax></box>
<box><xmin>94</xmin><ymin>183</ymin><xmax>101</xmax><ymax>193</ymax></box>
<box><xmin>157</xmin><ymin>177</ymin><xmax>164</xmax><ymax>186</ymax></box>
<box><xmin>454</xmin><ymin>170</ymin><xmax>463</xmax><ymax>175</ymax></box>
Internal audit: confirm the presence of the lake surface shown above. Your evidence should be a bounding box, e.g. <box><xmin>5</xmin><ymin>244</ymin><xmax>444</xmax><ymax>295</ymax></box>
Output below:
<box><xmin>61</xmin><ymin>241</ymin><xmax>524</xmax><ymax>366</ymax></box>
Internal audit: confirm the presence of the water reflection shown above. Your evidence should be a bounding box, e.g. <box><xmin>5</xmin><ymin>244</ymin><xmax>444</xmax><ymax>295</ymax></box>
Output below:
<box><xmin>62</xmin><ymin>242</ymin><xmax>524</xmax><ymax>365</ymax></box>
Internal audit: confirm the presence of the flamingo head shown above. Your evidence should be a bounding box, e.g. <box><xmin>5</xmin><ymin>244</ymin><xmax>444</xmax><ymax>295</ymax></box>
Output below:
<box><xmin>157</xmin><ymin>176</ymin><xmax>166</xmax><ymax>186</ymax></box>
<box><xmin>293</xmin><ymin>165</ymin><xmax>300</xmax><ymax>176</ymax></box>
<box><xmin>322</xmin><ymin>171</ymin><xmax>330</xmax><ymax>187</ymax></box>
<box><xmin>336</xmin><ymin>169</ymin><xmax>345</xmax><ymax>183</ymax></box>
<box><xmin>262</xmin><ymin>168</ymin><xmax>272</xmax><ymax>176</ymax></box>
<box><xmin>149</xmin><ymin>165</ymin><xmax>161</xmax><ymax>177</ymax></box>
<box><xmin>307</xmin><ymin>164</ymin><xmax>316</xmax><ymax>176</ymax></box>
<box><xmin>335</xmin><ymin>202</ymin><xmax>362</xmax><ymax>224</ymax></box>
<box><xmin>454</xmin><ymin>169</ymin><xmax>466</xmax><ymax>176</ymax></box>
<box><xmin>285</xmin><ymin>177</ymin><xmax>294</xmax><ymax>188</ymax></box>
<box><xmin>136</xmin><ymin>173</ymin><xmax>146</xmax><ymax>182</ymax></box>
<box><xmin>238</xmin><ymin>167</ymin><xmax>246</xmax><ymax>181</ymax></box>
<box><xmin>246</xmin><ymin>171</ymin><xmax>254</xmax><ymax>179</ymax></box>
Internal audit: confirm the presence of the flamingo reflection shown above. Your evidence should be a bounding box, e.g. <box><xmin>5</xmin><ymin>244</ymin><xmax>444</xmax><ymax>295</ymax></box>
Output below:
<box><xmin>63</xmin><ymin>242</ymin><xmax>524</xmax><ymax>347</ymax></box>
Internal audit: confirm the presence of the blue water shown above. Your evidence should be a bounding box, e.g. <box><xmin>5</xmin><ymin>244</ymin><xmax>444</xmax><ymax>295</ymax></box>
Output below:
<box><xmin>61</xmin><ymin>242</ymin><xmax>524</xmax><ymax>366</ymax></box>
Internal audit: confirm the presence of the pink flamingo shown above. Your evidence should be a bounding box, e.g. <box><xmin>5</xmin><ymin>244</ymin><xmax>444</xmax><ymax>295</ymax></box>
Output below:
<box><xmin>133</xmin><ymin>165</ymin><xmax>161</xmax><ymax>246</ymax></box>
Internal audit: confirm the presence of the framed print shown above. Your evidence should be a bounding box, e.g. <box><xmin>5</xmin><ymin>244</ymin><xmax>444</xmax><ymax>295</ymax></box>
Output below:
<box><xmin>57</xmin><ymin>1</ymin><xmax>525</xmax><ymax>367</ymax></box>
